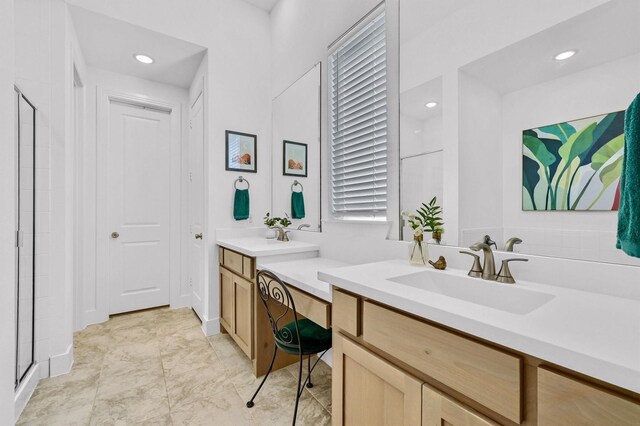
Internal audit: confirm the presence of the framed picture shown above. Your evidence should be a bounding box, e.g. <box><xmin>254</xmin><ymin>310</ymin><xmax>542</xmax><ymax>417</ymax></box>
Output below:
<box><xmin>283</xmin><ymin>140</ymin><xmax>308</xmax><ymax>177</ymax></box>
<box><xmin>522</xmin><ymin>110</ymin><xmax>625</xmax><ymax>211</ymax></box>
<box><xmin>226</xmin><ymin>130</ymin><xmax>257</xmax><ymax>173</ymax></box>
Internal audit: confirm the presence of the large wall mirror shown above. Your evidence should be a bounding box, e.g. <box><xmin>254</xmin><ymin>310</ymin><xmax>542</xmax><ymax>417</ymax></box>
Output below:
<box><xmin>271</xmin><ymin>63</ymin><xmax>322</xmax><ymax>231</ymax></box>
<box><xmin>399</xmin><ymin>0</ymin><xmax>640</xmax><ymax>266</ymax></box>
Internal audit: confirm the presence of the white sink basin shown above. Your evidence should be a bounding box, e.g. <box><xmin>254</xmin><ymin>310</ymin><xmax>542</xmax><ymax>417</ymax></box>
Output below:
<box><xmin>389</xmin><ymin>270</ymin><xmax>554</xmax><ymax>315</ymax></box>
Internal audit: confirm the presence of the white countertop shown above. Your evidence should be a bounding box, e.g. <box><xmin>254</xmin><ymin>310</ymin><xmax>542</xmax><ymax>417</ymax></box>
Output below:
<box><xmin>257</xmin><ymin>257</ymin><xmax>350</xmax><ymax>302</ymax></box>
<box><xmin>216</xmin><ymin>237</ymin><xmax>320</xmax><ymax>257</ymax></box>
<box><xmin>318</xmin><ymin>259</ymin><xmax>640</xmax><ymax>393</ymax></box>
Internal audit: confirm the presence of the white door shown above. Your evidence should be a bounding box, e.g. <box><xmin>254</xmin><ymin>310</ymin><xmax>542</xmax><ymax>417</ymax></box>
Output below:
<box><xmin>107</xmin><ymin>101</ymin><xmax>171</xmax><ymax>314</ymax></box>
<box><xmin>188</xmin><ymin>93</ymin><xmax>205</xmax><ymax>319</ymax></box>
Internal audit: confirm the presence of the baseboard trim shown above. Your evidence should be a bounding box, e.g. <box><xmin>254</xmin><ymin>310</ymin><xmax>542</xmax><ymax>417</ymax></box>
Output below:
<box><xmin>201</xmin><ymin>315</ymin><xmax>220</xmax><ymax>337</ymax></box>
<box><xmin>15</xmin><ymin>363</ymin><xmax>40</xmax><ymax>423</ymax></box>
<box><xmin>320</xmin><ymin>348</ymin><xmax>333</xmax><ymax>368</ymax></box>
<box><xmin>49</xmin><ymin>343</ymin><xmax>73</xmax><ymax>377</ymax></box>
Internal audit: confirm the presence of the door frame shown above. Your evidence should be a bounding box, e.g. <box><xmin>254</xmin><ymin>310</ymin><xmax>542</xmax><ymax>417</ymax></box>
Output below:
<box><xmin>96</xmin><ymin>88</ymin><xmax>183</xmax><ymax>317</ymax></box>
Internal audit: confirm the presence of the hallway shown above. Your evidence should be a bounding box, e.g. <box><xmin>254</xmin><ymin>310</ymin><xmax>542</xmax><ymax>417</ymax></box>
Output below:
<box><xmin>18</xmin><ymin>308</ymin><xmax>331</xmax><ymax>425</ymax></box>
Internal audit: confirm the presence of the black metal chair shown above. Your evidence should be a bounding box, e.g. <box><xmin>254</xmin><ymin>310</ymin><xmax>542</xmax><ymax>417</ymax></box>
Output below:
<box><xmin>246</xmin><ymin>269</ymin><xmax>332</xmax><ymax>425</ymax></box>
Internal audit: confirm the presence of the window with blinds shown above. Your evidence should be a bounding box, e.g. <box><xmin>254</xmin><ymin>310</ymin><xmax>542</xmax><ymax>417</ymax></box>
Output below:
<box><xmin>329</xmin><ymin>10</ymin><xmax>387</xmax><ymax>219</ymax></box>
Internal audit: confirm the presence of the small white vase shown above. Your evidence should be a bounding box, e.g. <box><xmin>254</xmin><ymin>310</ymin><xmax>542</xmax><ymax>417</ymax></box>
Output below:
<box><xmin>265</xmin><ymin>228</ymin><xmax>277</xmax><ymax>239</ymax></box>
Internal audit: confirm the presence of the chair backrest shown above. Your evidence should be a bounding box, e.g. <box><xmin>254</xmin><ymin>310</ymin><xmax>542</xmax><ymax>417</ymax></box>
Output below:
<box><xmin>255</xmin><ymin>269</ymin><xmax>301</xmax><ymax>349</ymax></box>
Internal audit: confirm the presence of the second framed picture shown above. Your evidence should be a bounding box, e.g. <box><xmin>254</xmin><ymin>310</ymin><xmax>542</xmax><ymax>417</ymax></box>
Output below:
<box><xmin>283</xmin><ymin>140</ymin><xmax>308</xmax><ymax>177</ymax></box>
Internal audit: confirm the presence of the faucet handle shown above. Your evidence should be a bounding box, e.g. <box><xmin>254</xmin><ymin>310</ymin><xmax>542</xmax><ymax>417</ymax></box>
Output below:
<box><xmin>496</xmin><ymin>258</ymin><xmax>528</xmax><ymax>284</ymax></box>
<box><xmin>459</xmin><ymin>251</ymin><xmax>483</xmax><ymax>278</ymax></box>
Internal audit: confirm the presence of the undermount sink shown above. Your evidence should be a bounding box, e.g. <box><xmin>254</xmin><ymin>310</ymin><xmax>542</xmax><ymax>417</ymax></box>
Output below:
<box><xmin>389</xmin><ymin>270</ymin><xmax>554</xmax><ymax>315</ymax></box>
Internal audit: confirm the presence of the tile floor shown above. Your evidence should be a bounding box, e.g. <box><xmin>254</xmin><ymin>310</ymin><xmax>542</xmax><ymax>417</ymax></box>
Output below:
<box><xmin>18</xmin><ymin>307</ymin><xmax>332</xmax><ymax>425</ymax></box>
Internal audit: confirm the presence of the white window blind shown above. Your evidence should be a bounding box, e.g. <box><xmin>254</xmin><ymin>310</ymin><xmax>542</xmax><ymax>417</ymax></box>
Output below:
<box><xmin>330</xmin><ymin>10</ymin><xmax>387</xmax><ymax>219</ymax></box>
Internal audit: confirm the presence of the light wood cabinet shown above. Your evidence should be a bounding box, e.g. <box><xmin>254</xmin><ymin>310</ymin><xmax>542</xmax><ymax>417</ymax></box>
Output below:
<box><xmin>362</xmin><ymin>300</ymin><xmax>522</xmax><ymax>423</ymax></box>
<box><xmin>422</xmin><ymin>385</ymin><xmax>499</xmax><ymax>426</ymax></box>
<box><xmin>538</xmin><ymin>367</ymin><xmax>640</xmax><ymax>425</ymax></box>
<box><xmin>331</xmin><ymin>288</ymin><xmax>640</xmax><ymax>426</ymax></box>
<box><xmin>219</xmin><ymin>265</ymin><xmax>253</xmax><ymax>358</ymax></box>
<box><xmin>333</xmin><ymin>332</ymin><xmax>423</xmax><ymax>426</ymax></box>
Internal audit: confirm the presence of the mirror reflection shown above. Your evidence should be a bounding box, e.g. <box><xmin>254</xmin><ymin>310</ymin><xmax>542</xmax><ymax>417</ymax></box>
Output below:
<box><xmin>271</xmin><ymin>63</ymin><xmax>321</xmax><ymax>232</ymax></box>
<box><xmin>399</xmin><ymin>0</ymin><xmax>640</xmax><ymax>266</ymax></box>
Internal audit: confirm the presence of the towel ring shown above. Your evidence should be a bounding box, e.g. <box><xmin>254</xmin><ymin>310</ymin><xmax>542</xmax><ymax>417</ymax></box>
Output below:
<box><xmin>234</xmin><ymin>176</ymin><xmax>250</xmax><ymax>190</ymax></box>
<box><xmin>291</xmin><ymin>180</ymin><xmax>303</xmax><ymax>192</ymax></box>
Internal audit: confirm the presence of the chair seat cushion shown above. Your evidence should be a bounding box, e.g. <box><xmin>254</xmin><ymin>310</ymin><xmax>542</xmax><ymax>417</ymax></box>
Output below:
<box><xmin>276</xmin><ymin>318</ymin><xmax>332</xmax><ymax>355</ymax></box>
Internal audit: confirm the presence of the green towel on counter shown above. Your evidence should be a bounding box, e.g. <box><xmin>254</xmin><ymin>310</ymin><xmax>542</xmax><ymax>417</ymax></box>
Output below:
<box><xmin>617</xmin><ymin>93</ymin><xmax>640</xmax><ymax>257</ymax></box>
<box><xmin>291</xmin><ymin>191</ymin><xmax>305</xmax><ymax>219</ymax></box>
<box><xmin>234</xmin><ymin>189</ymin><xmax>250</xmax><ymax>221</ymax></box>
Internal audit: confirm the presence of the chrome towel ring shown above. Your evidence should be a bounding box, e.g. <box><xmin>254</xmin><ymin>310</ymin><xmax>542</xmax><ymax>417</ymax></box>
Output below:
<box><xmin>291</xmin><ymin>180</ymin><xmax>303</xmax><ymax>192</ymax></box>
<box><xmin>234</xmin><ymin>176</ymin><xmax>250</xmax><ymax>190</ymax></box>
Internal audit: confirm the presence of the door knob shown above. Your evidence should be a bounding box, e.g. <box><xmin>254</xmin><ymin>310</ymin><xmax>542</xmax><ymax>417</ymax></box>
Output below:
<box><xmin>111</xmin><ymin>232</ymin><xmax>120</xmax><ymax>239</ymax></box>
<box><xmin>195</xmin><ymin>233</ymin><xmax>203</xmax><ymax>240</ymax></box>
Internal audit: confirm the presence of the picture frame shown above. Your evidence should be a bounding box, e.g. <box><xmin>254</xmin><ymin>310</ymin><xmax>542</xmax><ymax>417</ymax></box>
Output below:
<box><xmin>522</xmin><ymin>110</ymin><xmax>625</xmax><ymax>211</ymax></box>
<box><xmin>283</xmin><ymin>140</ymin><xmax>308</xmax><ymax>177</ymax></box>
<box><xmin>226</xmin><ymin>130</ymin><xmax>257</xmax><ymax>173</ymax></box>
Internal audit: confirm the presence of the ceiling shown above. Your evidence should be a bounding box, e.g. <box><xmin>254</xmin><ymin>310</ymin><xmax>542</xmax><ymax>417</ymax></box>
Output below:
<box><xmin>69</xmin><ymin>6</ymin><xmax>207</xmax><ymax>88</ymax></box>
<box><xmin>461</xmin><ymin>0</ymin><xmax>640</xmax><ymax>95</ymax></box>
<box><xmin>243</xmin><ymin>0</ymin><xmax>278</xmax><ymax>12</ymax></box>
<box><xmin>401</xmin><ymin>0</ymin><xmax>472</xmax><ymax>43</ymax></box>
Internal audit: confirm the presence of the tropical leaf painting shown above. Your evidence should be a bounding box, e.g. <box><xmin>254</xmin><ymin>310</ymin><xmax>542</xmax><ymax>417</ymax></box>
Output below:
<box><xmin>522</xmin><ymin>111</ymin><xmax>625</xmax><ymax>211</ymax></box>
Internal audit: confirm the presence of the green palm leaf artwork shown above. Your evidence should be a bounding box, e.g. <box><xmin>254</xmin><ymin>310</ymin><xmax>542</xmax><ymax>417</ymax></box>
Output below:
<box><xmin>522</xmin><ymin>111</ymin><xmax>625</xmax><ymax>211</ymax></box>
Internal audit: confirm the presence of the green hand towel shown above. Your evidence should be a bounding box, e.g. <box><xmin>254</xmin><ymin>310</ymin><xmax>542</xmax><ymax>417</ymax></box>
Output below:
<box><xmin>291</xmin><ymin>191</ymin><xmax>305</xmax><ymax>219</ymax></box>
<box><xmin>617</xmin><ymin>93</ymin><xmax>640</xmax><ymax>257</ymax></box>
<box><xmin>234</xmin><ymin>189</ymin><xmax>250</xmax><ymax>221</ymax></box>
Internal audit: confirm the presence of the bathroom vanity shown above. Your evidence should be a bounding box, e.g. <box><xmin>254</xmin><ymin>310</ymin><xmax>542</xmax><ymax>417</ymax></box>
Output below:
<box><xmin>216</xmin><ymin>237</ymin><xmax>344</xmax><ymax>376</ymax></box>
<box><xmin>321</xmin><ymin>257</ymin><xmax>640</xmax><ymax>426</ymax></box>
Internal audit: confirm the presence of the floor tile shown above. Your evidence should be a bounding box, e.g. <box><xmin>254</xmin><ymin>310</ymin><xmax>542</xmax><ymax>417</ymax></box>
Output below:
<box><xmin>17</xmin><ymin>306</ymin><xmax>332</xmax><ymax>425</ymax></box>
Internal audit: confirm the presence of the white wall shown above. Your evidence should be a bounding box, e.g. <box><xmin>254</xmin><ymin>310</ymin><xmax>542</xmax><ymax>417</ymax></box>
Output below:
<box><xmin>77</xmin><ymin>67</ymin><xmax>189</xmax><ymax>329</ymax></box>
<box><xmin>0</xmin><ymin>0</ymin><xmax>15</xmax><ymax>421</ymax></box>
<box><xmin>501</xmin><ymin>52</ymin><xmax>640</xmax><ymax>265</ymax></box>
<box><xmin>458</xmin><ymin>71</ymin><xmax>503</xmax><ymax>234</ymax></box>
<box><xmin>68</xmin><ymin>0</ymin><xmax>272</xmax><ymax>332</ymax></box>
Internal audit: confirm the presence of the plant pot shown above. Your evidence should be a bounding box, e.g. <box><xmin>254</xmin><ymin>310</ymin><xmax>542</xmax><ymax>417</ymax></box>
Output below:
<box><xmin>432</xmin><ymin>231</ymin><xmax>442</xmax><ymax>245</ymax></box>
<box><xmin>265</xmin><ymin>228</ymin><xmax>277</xmax><ymax>239</ymax></box>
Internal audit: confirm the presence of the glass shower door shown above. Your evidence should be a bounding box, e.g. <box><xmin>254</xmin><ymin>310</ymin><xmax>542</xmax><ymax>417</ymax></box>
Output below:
<box><xmin>15</xmin><ymin>87</ymin><xmax>36</xmax><ymax>387</ymax></box>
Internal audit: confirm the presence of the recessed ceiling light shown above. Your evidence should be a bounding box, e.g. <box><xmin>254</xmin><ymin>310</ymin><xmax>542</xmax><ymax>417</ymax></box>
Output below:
<box><xmin>554</xmin><ymin>50</ymin><xmax>577</xmax><ymax>61</ymax></box>
<box><xmin>134</xmin><ymin>54</ymin><xmax>154</xmax><ymax>64</ymax></box>
<box><xmin>425</xmin><ymin>101</ymin><xmax>438</xmax><ymax>108</ymax></box>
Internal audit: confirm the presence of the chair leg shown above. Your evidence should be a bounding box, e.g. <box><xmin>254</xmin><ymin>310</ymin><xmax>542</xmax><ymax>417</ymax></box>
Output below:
<box><xmin>292</xmin><ymin>353</ymin><xmax>304</xmax><ymax>426</ymax></box>
<box><xmin>246</xmin><ymin>346</ymin><xmax>278</xmax><ymax>408</ymax></box>
<box><xmin>306</xmin><ymin>354</ymin><xmax>313</xmax><ymax>388</ymax></box>
<box><xmin>298</xmin><ymin>349</ymin><xmax>329</xmax><ymax>398</ymax></box>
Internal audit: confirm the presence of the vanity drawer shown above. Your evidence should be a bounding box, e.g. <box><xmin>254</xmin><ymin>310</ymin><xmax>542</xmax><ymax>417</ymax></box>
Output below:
<box><xmin>538</xmin><ymin>367</ymin><xmax>640</xmax><ymax>425</ymax></box>
<box><xmin>221</xmin><ymin>248</ymin><xmax>254</xmax><ymax>280</ymax></box>
<box><xmin>362</xmin><ymin>301</ymin><xmax>522</xmax><ymax>423</ymax></box>
<box><xmin>332</xmin><ymin>289</ymin><xmax>360</xmax><ymax>336</ymax></box>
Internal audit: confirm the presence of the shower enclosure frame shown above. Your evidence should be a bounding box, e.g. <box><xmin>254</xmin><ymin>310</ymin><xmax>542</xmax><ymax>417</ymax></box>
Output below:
<box><xmin>14</xmin><ymin>85</ymin><xmax>37</xmax><ymax>389</ymax></box>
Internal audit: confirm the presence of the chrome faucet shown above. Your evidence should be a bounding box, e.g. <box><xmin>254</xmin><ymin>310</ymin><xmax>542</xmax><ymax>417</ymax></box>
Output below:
<box><xmin>469</xmin><ymin>235</ymin><xmax>497</xmax><ymax>281</ymax></box>
<box><xmin>269</xmin><ymin>225</ymin><xmax>290</xmax><ymax>242</ymax></box>
<box><xmin>297</xmin><ymin>224</ymin><xmax>311</xmax><ymax>230</ymax></box>
<box><xmin>504</xmin><ymin>237</ymin><xmax>523</xmax><ymax>252</ymax></box>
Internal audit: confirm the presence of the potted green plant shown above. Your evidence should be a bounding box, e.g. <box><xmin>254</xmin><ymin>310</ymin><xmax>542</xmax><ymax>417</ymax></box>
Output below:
<box><xmin>263</xmin><ymin>213</ymin><xmax>280</xmax><ymax>239</ymax></box>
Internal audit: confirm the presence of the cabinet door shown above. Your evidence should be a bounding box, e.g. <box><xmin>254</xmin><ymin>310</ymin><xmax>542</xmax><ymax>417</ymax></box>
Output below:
<box><xmin>538</xmin><ymin>367</ymin><xmax>640</xmax><ymax>425</ymax></box>
<box><xmin>333</xmin><ymin>332</ymin><xmax>423</xmax><ymax>426</ymax></box>
<box><xmin>422</xmin><ymin>385</ymin><xmax>499</xmax><ymax>426</ymax></box>
<box><xmin>233</xmin><ymin>275</ymin><xmax>253</xmax><ymax>358</ymax></box>
<box><xmin>219</xmin><ymin>267</ymin><xmax>234</xmax><ymax>332</ymax></box>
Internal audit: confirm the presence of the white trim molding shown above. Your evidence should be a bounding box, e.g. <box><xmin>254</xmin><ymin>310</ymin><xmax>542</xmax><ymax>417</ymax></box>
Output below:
<box><xmin>14</xmin><ymin>364</ymin><xmax>40</xmax><ymax>423</ymax></box>
<box><xmin>49</xmin><ymin>344</ymin><xmax>73</xmax><ymax>377</ymax></box>
<box><xmin>201</xmin><ymin>315</ymin><xmax>220</xmax><ymax>337</ymax></box>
